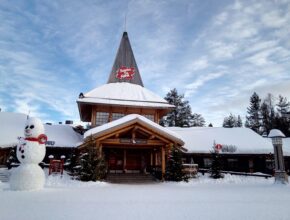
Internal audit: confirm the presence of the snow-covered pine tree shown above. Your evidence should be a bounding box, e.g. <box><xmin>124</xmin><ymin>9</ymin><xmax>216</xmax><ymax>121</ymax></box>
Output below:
<box><xmin>260</xmin><ymin>101</ymin><xmax>274</xmax><ymax>135</ymax></box>
<box><xmin>191</xmin><ymin>113</ymin><xmax>205</xmax><ymax>127</ymax></box>
<box><xmin>223</xmin><ymin>113</ymin><xmax>236</xmax><ymax>128</ymax></box>
<box><xmin>209</xmin><ymin>143</ymin><xmax>223</xmax><ymax>179</ymax></box>
<box><xmin>245</xmin><ymin>92</ymin><xmax>262</xmax><ymax>134</ymax></box>
<box><xmin>165</xmin><ymin>145</ymin><xmax>188</xmax><ymax>182</ymax></box>
<box><xmin>77</xmin><ymin>136</ymin><xmax>106</xmax><ymax>181</ymax></box>
<box><xmin>236</xmin><ymin>115</ymin><xmax>243</xmax><ymax>127</ymax></box>
<box><xmin>66</xmin><ymin>152</ymin><xmax>78</xmax><ymax>178</ymax></box>
<box><xmin>275</xmin><ymin>95</ymin><xmax>290</xmax><ymax>136</ymax></box>
<box><xmin>6</xmin><ymin>147</ymin><xmax>18</xmax><ymax>169</ymax></box>
<box><xmin>160</xmin><ymin>88</ymin><xmax>205</xmax><ymax>127</ymax></box>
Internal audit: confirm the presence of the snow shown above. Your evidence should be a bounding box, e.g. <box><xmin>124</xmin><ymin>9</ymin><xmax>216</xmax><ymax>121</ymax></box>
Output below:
<box><xmin>168</xmin><ymin>127</ymin><xmax>274</xmax><ymax>154</ymax></box>
<box><xmin>1</xmin><ymin>170</ymin><xmax>290</xmax><ymax>220</ymax></box>
<box><xmin>84</xmin><ymin>114</ymin><xmax>184</xmax><ymax>145</ymax></box>
<box><xmin>77</xmin><ymin>82</ymin><xmax>174</xmax><ymax>108</ymax></box>
<box><xmin>0</xmin><ymin>112</ymin><xmax>83</xmax><ymax>148</ymax></box>
<box><xmin>268</xmin><ymin>129</ymin><xmax>286</xmax><ymax>138</ymax></box>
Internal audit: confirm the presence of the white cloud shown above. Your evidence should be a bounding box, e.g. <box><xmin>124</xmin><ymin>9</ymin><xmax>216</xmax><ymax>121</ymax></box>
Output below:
<box><xmin>185</xmin><ymin>71</ymin><xmax>225</xmax><ymax>97</ymax></box>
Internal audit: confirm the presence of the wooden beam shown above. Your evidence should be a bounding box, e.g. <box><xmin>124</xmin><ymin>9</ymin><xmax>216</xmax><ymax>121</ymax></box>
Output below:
<box><xmin>97</xmin><ymin>125</ymin><xmax>135</xmax><ymax>141</ymax></box>
<box><xmin>136</xmin><ymin>125</ymin><xmax>171</xmax><ymax>144</ymax></box>
<box><xmin>149</xmin><ymin>135</ymin><xmax>155</xmax><ymax>140</ymax></box>
<box><xmin>123</xmin><ymin>149</ymin><xmax>127</xmax><ymax>173</ymax></box>
<box><xmin>100</xmin><ymin>138</ymin><xmax>165</xmax><ymax>146</ymax></box>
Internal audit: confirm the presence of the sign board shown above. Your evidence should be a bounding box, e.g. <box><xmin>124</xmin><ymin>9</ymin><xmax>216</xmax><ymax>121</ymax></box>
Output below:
<box><xmin>116</xmin><ymin>66</ymin><xmax>135</xmax><ymax>80</ymax></box>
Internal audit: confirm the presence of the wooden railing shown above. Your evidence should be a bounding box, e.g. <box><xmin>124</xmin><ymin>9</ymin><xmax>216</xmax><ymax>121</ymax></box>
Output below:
<box><xmin>199</xmin><ymin>168</ymin><xmax>272</xmax><ymax>179</ymax></box>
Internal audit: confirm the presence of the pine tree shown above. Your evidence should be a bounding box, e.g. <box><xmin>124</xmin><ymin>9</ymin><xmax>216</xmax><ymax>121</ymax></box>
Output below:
<box><xmin>209</xmin><ymin>144</ymin><xmax>223</xmax><ymax>179</ymax></box>
<box><xmin>260</xmin><ymin>101</ymin><xmax>273</xmax><ymax>134</ymax></box>
<box><xmin>165</xmin><ymin>146</ymin><xmax>188</xmax><ymax>182</ymax></box>
<box><xmin>236</xmin><ymin>115</ymin><xmax>243</xmax><ymax>127</ymax></box>
<box><xmin>222</xmin><ymin>114</ymin><xmax>242</xmax><ymax>127</ymax></box>
<box><xmin>245</xmin><ymin>92</ymin><xmax>262</xmax><ymax>134</ymax></box>
<box><xmin>6</xmin><ymin>147</ymin><xmax>18</xmax><ymax>169</ymax></box>
<box><xmin>77</xmin><ymin>136</ymin><xmax>106</xmax><ymax>181</ymax></box>
<box><xmin>191</xmin><ymin>113</ymin><xmax>206</xmax><ymax>127</ymax></box>
<box><xmin>276</xmin><ymin>95</ymin><xmax>290</xmax><ymax>136</ymax></box>
<box><xmin>161</xmin><ymin>88</ymin><xmax>205</xmax><ymax>127</ymax></box>
<box><xmin>208</xmin><ymin>123</ymin><xmax>213</xmax><ymax>127</ymax></box>
<box><xmin>223</xmin><ymin>113</ymin><xmax>236</xmax><ymax>128</ymax></box>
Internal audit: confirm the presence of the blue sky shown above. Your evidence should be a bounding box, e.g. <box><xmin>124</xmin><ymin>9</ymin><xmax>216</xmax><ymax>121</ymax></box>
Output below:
<box><xmin>0</xmin><ymin>0</ymin><xmax>290</xmax><ymax>126</ymax></box>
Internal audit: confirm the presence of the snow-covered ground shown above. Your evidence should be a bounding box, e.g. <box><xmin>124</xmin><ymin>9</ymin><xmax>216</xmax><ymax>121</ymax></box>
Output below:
<box><xmin>0</xmin><ymin>170</ymin><xmax>290</xmax><ymax>220</ymax></box>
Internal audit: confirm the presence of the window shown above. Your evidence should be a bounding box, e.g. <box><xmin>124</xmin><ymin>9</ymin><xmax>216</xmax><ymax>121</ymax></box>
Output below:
<box><xmin>143</xmin><ymin>114</ymin><xmax>154</xmax><ymax>121</ymax></box>
<box><xmin>227</xmin><ymin>158</ymin><xmax>238</xmax><ymax>170</ymax></box>
<box><xmin>96</xmin><ymin>112</ymin><xmax>109</xmax><ymax>126</ymax></box>
<box><xmin>203</xmin><ymin>158</ymin><xmax>212</xmax><ymax>168</ymax></box>
<box><xmin>112</xmin><ymin>113</ymin><xmax>125</xmax><ymax>121</ymax></box>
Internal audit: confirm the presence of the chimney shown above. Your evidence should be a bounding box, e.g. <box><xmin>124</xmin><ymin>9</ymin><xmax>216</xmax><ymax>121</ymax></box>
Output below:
<box><xmin>65</xmin><ymin>120</ymin><xmax>73</xmax><ymax>125</ymax></box>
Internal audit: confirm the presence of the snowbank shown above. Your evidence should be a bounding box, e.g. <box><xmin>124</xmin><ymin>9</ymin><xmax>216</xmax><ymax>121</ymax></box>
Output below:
<box><xmin>1</xmin><ymin>173</ymin><xmax>290</xmax><ymax>220</ymax></box>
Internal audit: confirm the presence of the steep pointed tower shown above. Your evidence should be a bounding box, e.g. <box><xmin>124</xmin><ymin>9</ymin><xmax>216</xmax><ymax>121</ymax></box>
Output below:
<box><xmin>107</xmin><ymin>32</ymin><xmax>143</xmax><ymax>86</ymax></box>
<box><xmin>77</xmin><ymin>32</ymin><xmax>174</xmax><ymax>127</ymax></box>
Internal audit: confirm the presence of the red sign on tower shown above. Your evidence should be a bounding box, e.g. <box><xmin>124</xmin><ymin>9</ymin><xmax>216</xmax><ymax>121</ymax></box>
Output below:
<box><xmin>115</xmin><ymin>66</ymin><xmax>135</xmax><ymax>80</ymax></box>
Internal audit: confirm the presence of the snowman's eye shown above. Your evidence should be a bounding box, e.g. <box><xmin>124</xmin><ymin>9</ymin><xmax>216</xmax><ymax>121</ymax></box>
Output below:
<box><xmin>25</xmin><ymin>126</ymin><xmax>28</xmax><ymax>129</ymax></box>
<box><xmin>30</xmin><ymin>125</ymin><xmax>34</xmax><ymax>129</ymax></box>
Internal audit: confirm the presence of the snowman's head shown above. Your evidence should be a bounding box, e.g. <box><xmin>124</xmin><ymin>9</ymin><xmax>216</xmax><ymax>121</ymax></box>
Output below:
<box><xmin>24</xmin><ymin>117</ymin><xmax>44</xmax><ymax>138</ymax></box>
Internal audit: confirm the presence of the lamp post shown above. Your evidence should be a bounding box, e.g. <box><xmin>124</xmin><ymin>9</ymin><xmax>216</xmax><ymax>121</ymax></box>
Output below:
<box><xmin>268</xmin><ymin>129</ymin><xmax>288</xmax><ymax>184</ymax></box>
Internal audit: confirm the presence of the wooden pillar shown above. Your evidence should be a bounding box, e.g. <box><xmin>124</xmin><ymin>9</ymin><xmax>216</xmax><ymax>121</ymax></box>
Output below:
<box><xmin>123</xmin><ymin>149</ymin><xmax>127</xmax><ymax>173</ymax></box>
<box><xmin>91</xmin><ymin>107</ymin><xmax>96</xmax><ymax>127</ymax></box>
<box><xmin>161</xmin><ymin>146</ymin><xmax>165</xmax><ymax>181</ymax></box>
<box><xmin>99</xmin><ymin>144</ymin><xmax>103</xmax><ymax>157</ymax></box>
<box><xmin>150</xmin><ymin>151</ymin><xmax>153</xmax><ymax>166</ymax></box>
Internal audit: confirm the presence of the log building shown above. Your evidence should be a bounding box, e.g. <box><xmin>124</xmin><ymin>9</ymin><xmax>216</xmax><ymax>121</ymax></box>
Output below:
<box><xmin>77</xmin><ymin>32</ymin><xmax>184</xmax><ymax>180</ymax></box>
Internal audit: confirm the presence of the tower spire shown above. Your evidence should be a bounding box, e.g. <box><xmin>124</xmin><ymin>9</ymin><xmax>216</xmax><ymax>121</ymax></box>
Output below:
<box><xmin>107</xmin><ymin>32</ymin><xmax>144</xmax><ymax>87</ymax></box>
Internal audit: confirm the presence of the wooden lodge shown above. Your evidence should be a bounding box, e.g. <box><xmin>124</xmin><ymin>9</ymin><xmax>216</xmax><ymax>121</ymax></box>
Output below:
<box><xmin>76</xmin><ymin>32</ymin><xmax>184</xmax><ymax>180</ymax></box>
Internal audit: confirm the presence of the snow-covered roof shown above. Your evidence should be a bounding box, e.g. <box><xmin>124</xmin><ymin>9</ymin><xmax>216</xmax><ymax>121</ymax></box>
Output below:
<box><xmin>44</xmin><ymin>124</ymin><xmax>83</xmax><ymax>148</ymax></box>
<box><xmin>84</xmin><ymin>114</ymin><xmax>184</xmax><ymax>146</ymax></box>
<box><xmin>0</xmin><ymin>112</ymin><xmax>82</xmax><ymax>148</ymax></box>
<box><xmin>268</xmin><ymin>129</ymin><xmax>286</xmax><ymax>138</ymax></box>
<box><xmin>167</xmin><ymin>127</ymin><xmax>274</xmax><ymax>154</ymax></box>
<box><xmin>77</xmin><ymin>82</ymin><xmax>174</xmax><ymax>109</ymax></box>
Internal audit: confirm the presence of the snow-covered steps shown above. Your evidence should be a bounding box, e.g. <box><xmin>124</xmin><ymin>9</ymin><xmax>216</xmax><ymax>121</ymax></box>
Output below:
<box><xmin>0</xmin><ymin>168</ymin><xmax>10</xmax><ymax>183</ymax></box>
<box><xmin>106</xmin><ymin>173</ymin><xmax>156</xmax><ymax>184</ymax></box>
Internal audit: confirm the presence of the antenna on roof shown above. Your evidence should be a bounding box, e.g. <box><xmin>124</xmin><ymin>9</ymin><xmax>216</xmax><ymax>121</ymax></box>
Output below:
<box><xmin>124</xmin><ymin>1</ymin><xmax>128</xmax><ymax>32</ymax></box>
<box><xmin>124</xmin><ymin>13</ymin><xmax>127</xmax><ymax>32</ymax></box>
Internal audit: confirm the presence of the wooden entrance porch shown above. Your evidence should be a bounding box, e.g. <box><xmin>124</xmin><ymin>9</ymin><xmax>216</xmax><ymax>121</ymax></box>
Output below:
<box><xmin>79</xmin><ymin>115</ymin><xmax>185</xmax><ymax>180</ymax></box>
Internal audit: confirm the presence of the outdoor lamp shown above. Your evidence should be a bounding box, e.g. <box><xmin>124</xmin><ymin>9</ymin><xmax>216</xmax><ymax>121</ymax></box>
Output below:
<box><xmin>268</xmin><ymin>129</ymin><xmax>288</xmax><ymax>184</ymax></box>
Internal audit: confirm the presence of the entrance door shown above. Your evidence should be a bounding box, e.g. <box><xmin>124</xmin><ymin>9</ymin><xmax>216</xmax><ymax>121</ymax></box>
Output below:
<box><xmin>126</xmin><ymin>149</ymin><xmax>150</xmax><ymax>172</ymax></box>
<box><xmin>108</xmin><ymin>149</ymin><xmax>123</xmax><ymax>172</ymax></box>
<box><xmin>126</xmin><ymin>149</ymin><xmax>141</xmax><ymax>170</ymax></box>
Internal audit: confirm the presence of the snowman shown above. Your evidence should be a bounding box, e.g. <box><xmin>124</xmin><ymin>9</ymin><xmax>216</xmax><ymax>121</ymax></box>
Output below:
<box><xmin>10</xmin><ymin>117</ymin><xmax>47</xmax><ymax>191</ymax></box>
